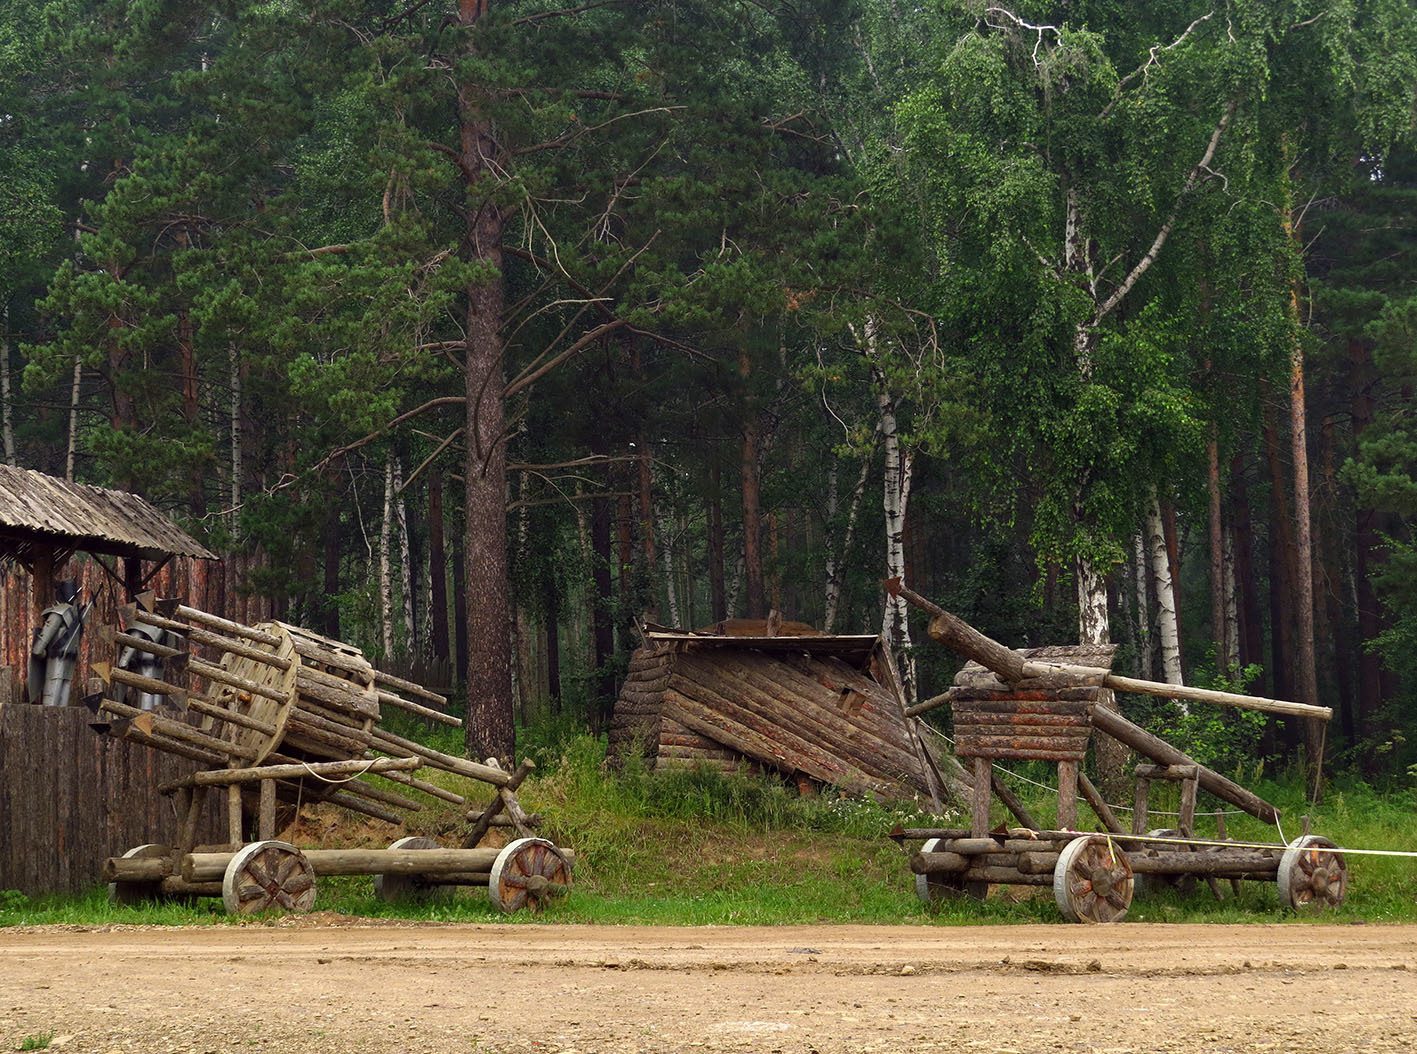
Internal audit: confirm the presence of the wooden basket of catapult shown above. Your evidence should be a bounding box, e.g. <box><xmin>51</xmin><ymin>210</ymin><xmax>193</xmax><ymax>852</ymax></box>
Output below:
<box><xmin>89</xmin><ymin>595</ymin><xmax>572</xmax><ymax>916</ymax></box>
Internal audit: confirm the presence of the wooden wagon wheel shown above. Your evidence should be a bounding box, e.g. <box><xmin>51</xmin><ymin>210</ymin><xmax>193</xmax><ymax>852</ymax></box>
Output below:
<box><xmin>108</xmin><ymin>844</ymin><xmax>170</xmax><ymax>906</ymax></box>
<box><xmin>488</xmin><ymin>837</ymin><xmax>572</xmax><ymax>914</ymax></box>
<box><xmin>1278</xmin><ymin>835</ymin><xmax>1347</xmax><ymax>911</ymax></box>
<box><xmin>373</xmin><ymin>836</ymin><xmax>454</xmax><ymax>903</ymax></box>
<box><xmin>1053</xmin><ymin>835</ymin><xmax>1133</xmax><ymax>923</ymax></box>
<box><xmin>914</xmin><ymin>837</ymin><xmax>967</xmax><ymax>905</ymax></box>
<box><xmin>222</xmin><ymin>840</ymin><xmax>317</xmax><ymax>915</ymax></box>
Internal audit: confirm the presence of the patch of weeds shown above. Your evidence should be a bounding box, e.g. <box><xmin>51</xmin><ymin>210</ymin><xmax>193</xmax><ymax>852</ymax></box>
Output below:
<box><xmin>17</xmin><ymin>1032</ymin><xmax>53</xmax><ymax>1051</ymax></box>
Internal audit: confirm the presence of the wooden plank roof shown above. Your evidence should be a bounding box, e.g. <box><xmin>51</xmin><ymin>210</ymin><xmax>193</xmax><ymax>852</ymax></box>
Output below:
<box><xmin>0</xmin><ymin>465</ymin><xmax>216</xmax><ymax>562</ymax></box>
<box><xmin>641</xmin><ymin>629</ymin><xmax>881</xmax><ymax>667</ymax></box>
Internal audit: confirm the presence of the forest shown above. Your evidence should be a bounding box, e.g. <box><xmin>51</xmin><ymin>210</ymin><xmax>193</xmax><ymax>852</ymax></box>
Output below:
<box><xmin>3</xmin><ymin>0</ymin><xmax>1417</xmax><ymax>778</ymax></box>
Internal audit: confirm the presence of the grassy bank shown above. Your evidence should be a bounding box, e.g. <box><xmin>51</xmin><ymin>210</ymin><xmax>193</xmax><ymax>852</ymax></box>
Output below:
<box><xmin>2</xmin><ymin>735</ymin><xmax>1414</xmax><ymax>927</ymax></box>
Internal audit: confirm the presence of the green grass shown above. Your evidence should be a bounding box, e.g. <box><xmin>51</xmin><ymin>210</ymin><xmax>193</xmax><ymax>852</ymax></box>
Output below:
<box><xmin>17</xmin><ymin>1033</ymin><xmax>53</xmax><ymax>1051</ymax></box>
<box><xmin>2</xmin><ymin>736</ymin><xmax>1415</xmax><ymax>928</ymax></box>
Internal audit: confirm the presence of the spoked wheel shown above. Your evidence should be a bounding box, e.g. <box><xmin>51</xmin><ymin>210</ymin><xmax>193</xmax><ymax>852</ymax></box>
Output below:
<box><xmin>373</xmin><ymin>836</ymin><xmax>453</xmax><ymax>903</ymax></box>
<box><xmin>914</xmin><ymin>837</ymin><xmax>968</xmax><ymax>905</ymax></box>
<box><xmin>108</xmin><ymin>844</ymin><xmax>170</xmax><ymax>906</ymax></box>
<box><xmin>1054</xmin><ymin>835</ymin><xmax>1133</xmax><ymax>923</ymax></box>
<box><xmin>222</xmin><ymin>840</ymin><xmax>317</xmax><ymax>915</ymax></box>
<box><xmin>488</xmin><ymin>837</ymin><xmax>573</xmax><ymax>914</ymax></box>
<box><xmin>1278</xmin><ymin>835</ymin><xmax>1347</xmax><ymax>911</ymax></box>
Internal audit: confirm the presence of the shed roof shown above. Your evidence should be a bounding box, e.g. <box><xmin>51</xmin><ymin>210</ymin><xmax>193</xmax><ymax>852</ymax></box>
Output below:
<box><xmin>0</xmin><ymin>465</ymin><xmax>217</xmax><ymax>563</ymax></box>
<box><xmin>641</xmin><ymin>629</ymin><xmax>881</xmax><ymax>667</ymax></box>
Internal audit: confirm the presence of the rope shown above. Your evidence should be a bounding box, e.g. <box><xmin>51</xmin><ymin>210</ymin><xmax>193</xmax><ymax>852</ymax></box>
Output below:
<box><xmin>1060</xmin><ymin>830</ymin><xmax>1417</xmax><ymax>859</ymax></box>
<box><xmin>297</xmin><ymin>759</ymin><xmax>379</xmax><ymax>784</ymax></box>
<box><xmin>913</xmin><ymin>717</ymin><xmax>1417</xmax><ymax>860</ymax></box>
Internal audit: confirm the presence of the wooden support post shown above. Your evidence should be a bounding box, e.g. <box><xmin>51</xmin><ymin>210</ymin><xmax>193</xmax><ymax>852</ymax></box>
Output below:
<box><xmin>177</xmin><ymin>787</ymin><xmax>205</xmax><ymax>854</ymax></box>
<box><xmin>990</xmin><ymin>772</ymin><xmax>1040</xmax><ymax>830</ymax></box>
<box><xmin>462</xmin><ymin>759</ymin><xmax>534</xmax><ymax>848</ymax></box>
<box><xmin>227</xmin><ymin>783</ymin><xmax>243</xmax><ymax>844</ymax></box>
<box><xmin>971</xmin><ymin>757</ymin><xmax>992</xmax><ymax>837</ymax></box>
<box><xmin>1216</xmin><ymin>812</ymin><xmax>1242</xmax><ymax>897</ymax></box>
<box><xmin>1077</xmin><ymin>771</ymin><xmax>1125</xmax><ymax>834</ymax></box>
<box><xmin>1132</xmin><ymin>774</ymin><xmax>1150</xmax><ymax>836</ymax></box>
<box><xmin>1056</xmin><ymin>760</ymin><xmax>1078</xmax><ymax>829</ymax></box>
<box><xmin>258</xmin><ymin>778</ymin><xmax>276</xmax><ymax>841</ymax></box>
<box><xmin>1178</xmin><ymin>770</ymin><xmax>1199</xmax><ymax>833</ymax></box>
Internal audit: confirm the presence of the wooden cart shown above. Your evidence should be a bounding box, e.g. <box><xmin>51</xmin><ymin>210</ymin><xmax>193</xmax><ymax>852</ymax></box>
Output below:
<box><xmin>91</xmin><ymin>595</ymin><xmax>573</xmax><ymax>915</ymax></box>
<box><xmin>886</xmin><ymin>580</ymin><xmax>1347</xmax><ymax>922</ymax></box>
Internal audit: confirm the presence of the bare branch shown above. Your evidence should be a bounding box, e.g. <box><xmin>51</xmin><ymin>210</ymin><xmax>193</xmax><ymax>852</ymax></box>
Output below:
<box><xmin>503</xmin><ymin>319</ymin><xmax>627</xmax><ymax>398</ymax></box>
<box><xmin>1094</xmin><ymin>98</ymin><xmax>1236</xmax><ymax>323</ymax></box>
<box><xmin>397</xmin><ymin>426</ymin><xmax>464</xmax><ymax>495</ymax></box>
<box><xmin>304</xmin><ymin>396</ymin><xmax>467</xmax><ymax>480</ymax></box>
<box><xmin>513</xmin><ymin>0</ymin><xmax>623</xmax><ymax>25</ymax></box>
<box><xmin>513</xmin><ymin>107</ymin><xmax>686</xmax><ymax>157</ymax></box>
<box><xmin>1101</xmin><ymin>12</ymin><xmax>1214</xmax><ymax>119</ymax></box>
<box><xmin>983</xmin><ymin>7</ymin><xmax>1061</xmax><ymax>66</ymax></box>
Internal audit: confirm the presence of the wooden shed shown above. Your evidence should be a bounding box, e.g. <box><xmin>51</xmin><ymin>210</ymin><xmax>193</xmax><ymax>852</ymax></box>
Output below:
<box><xmin>0</xmin><ymin>466</ymin><xmax>225</xmax><ymax>895</ymax></box>
<box><xmin>607</xmin><ymin>626</ymin><xmax>946</xmax><ymax>807</ymax></box>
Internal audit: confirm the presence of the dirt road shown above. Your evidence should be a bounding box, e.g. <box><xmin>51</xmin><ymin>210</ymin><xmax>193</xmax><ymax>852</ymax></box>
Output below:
<box><xmin>1</xmin><ymin>920</ymin><xmax>1413</xmax><ymax>1053</ymax></box>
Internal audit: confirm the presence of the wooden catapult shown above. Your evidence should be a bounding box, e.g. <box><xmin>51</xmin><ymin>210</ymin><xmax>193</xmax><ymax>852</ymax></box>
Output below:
<box><xmin>88</xmin><ymin>595</ymin><xmax>572</xmax><ymax>915</ymax></box>
<box><xmin>886</xmin><ymin>580</ymin><xmax>1348</xmax><ymax>922</ymax></box>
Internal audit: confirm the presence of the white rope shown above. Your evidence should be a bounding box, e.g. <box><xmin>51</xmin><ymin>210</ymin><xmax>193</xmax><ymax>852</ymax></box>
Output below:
<box><xmin>298</xmin><ymin>759</ymin><xmax>379</xmax><ymax>784</ymax></box>
<box><xmin>914</xmin><ymin>722</ymin><xmax>1417</xmax><ymax>864</ymax></box>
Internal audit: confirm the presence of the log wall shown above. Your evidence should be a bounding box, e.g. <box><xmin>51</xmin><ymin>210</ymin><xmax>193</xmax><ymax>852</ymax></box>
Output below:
<box><xmin>0</xmin><ymin>701</ymin><xmax>225</xmax><ymax>895</ymax></box>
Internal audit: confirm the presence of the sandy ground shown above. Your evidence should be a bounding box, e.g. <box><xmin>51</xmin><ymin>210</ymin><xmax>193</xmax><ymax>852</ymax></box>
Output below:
<box><xmin>1</xmin><ymin>920</ymin><xmax>1413</xmax><ymax>1053</ymax></box>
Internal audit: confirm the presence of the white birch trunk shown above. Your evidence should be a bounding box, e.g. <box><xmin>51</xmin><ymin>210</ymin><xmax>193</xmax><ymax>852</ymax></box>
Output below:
<box><xmin>725</xmin><ymin>553</ymin><xmax>744</xmax><ymax>619</ymax></box>
<box><xmin>65</xmin><ymin>353</ymin><xmax>82</xmax><ymax>481</ymax></box>
<box><xmin>1</xmin><ymin>304</ymin><xmax>15</xmax><ymax>465</ymax></box>
<box><xmin>878</xmin><ymin>401</ymin><xmax>916</xmax><ymax>700</ymax></box>
<box><xmin>380</xmin><ymin>452</ymin><xmax>395</xmax><ymax>658</ymax></box>
<box><xmin>1223</xmin><ymin>524</ymin><xmax>1240</xmax><ymax>673</ymax></box>
<box><xmin>823</xmin><ymin>453</ymin><xmax>871</xmax><ymax>635</ymax></box>
<box><xmin>1146</xmin><ymin>491</ymin><xmax>1185</xmax><ymax>696</ymax></box>
<box><xmin>393</xmin><ymin>457</ymin><xmax>415</xmax><ymax>651</ymax></box>
<box><xmin>658</xmin><ymin>504</ymin><xmax>681</xmax><ymax>628</ymax></box>
<box><xmin>1132</xmin><ymin>531</ymin><xmax>1154</xmax><ymax>681</ymax></box>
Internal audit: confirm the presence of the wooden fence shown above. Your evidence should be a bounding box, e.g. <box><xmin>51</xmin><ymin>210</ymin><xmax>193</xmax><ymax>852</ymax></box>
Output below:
<box><xmin>0</xmin><ymin>693</ymin><xmax>225</xmax><ymax>895</ymax></box>
<box><xmin>0</xmin><ymin>553</ymin><xmax>231</xmax><ymax>895</ymax></box>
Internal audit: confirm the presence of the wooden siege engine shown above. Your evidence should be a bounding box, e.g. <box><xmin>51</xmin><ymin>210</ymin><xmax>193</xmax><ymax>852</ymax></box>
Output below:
<box><xmin>89</xmin><ymin>595</ymin><xmax>574</xmax><ymax>915</ymax></box>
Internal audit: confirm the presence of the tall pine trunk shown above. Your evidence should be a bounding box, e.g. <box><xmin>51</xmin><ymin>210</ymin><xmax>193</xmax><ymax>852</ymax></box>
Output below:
<box><xmin>1207</xmin><ymin>432</ymin><xmax>1229</xmax><ymax>672</ymax></box>
<box><xmin>394</xmin><ymin>457</ymin><xmax>415</xmax><ymax>652</ymax></box>
<box><xmin>459</xmin><ymin>0</ymin><xmax>514</xmax><ymax>760</ymax></box>
<box><xmin>707</xmin><ymin>463</ymin><xmax>727</xmax><ymax>624</ymax></box>
<box><xmin>1282</xmin><ymin>175</ymin><xmax>1324</xmax><ymax>774</ymax></box>
<box><xmin>739</xmin><ymin>350</ymin><xmax>766</xmax><ymax>618</ymax></box>
<box><xmin>1</xmin><ymin>304</ymin><xmax>14</xmax><ymax>465</ymax></box>
<box><xmin>428</xmin><ymin>471</ymin><xmax>450</xmax><ymax>662</ymax></box>
<box><xmin>380</xmin><ymin>451</ymin><xmax>395</xmax><ymax>658</ymax></box>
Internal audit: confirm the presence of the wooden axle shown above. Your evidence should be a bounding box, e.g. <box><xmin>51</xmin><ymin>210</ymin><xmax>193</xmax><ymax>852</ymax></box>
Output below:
<box><xmin>181</xmin><ymin>846</ymin><xmax>576</xmax><ymax>882</ymax></box>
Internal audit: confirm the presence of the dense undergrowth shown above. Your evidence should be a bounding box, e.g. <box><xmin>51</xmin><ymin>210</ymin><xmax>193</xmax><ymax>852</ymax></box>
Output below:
<box><xmin>2</xmin><ymin>732</ymin><xmax>1415</xmax><ymax>927</ymax></box>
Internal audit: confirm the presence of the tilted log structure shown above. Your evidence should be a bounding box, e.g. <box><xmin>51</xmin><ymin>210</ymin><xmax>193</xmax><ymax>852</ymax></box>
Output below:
<box><xmin>608</xmin><ymin>625</ymin><xmax>947</xmax><ymax>807</ymax></box>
